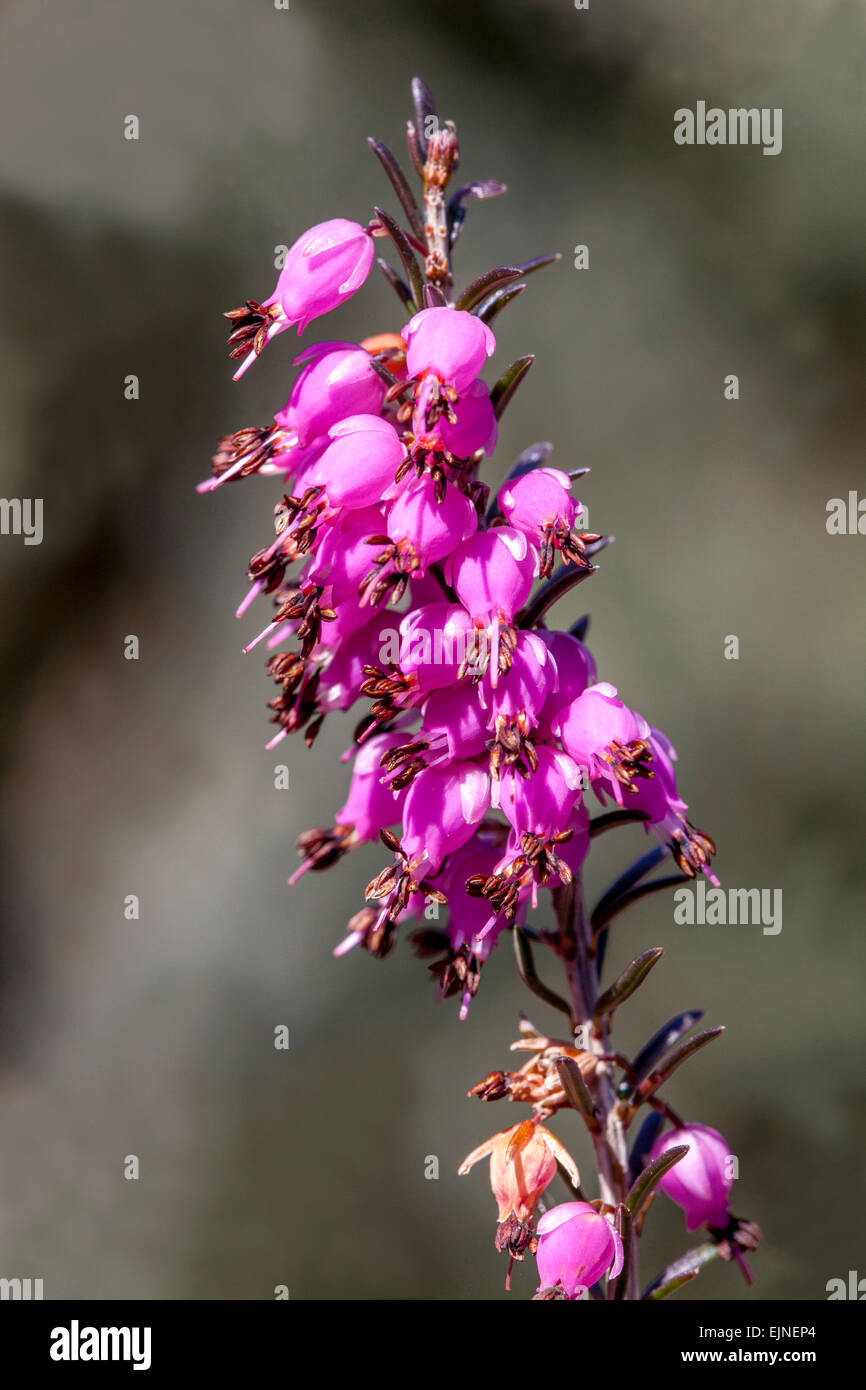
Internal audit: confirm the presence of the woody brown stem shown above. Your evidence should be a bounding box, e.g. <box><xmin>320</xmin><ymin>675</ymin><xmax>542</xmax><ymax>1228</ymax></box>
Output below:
<box><xmin>422</xmin><ymin>126</ymin><xmax>458</xmax><ymax>292</ymax></box>
<box><xmin>553</xmin><ymin>876</ymin><xmax>640</xmax><ymax>1299</ymax></box>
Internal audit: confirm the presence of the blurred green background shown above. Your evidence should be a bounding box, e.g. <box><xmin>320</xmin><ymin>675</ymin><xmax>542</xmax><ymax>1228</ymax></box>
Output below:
<box><xmin>0</xmin><ymin>0</ymin><xmax>863</xmax><ymax>1300</ymax></box>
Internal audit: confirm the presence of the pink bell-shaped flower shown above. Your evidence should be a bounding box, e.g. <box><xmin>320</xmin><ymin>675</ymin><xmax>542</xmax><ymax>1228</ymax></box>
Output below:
<box><xmin>403</xmin><ymin>306</ymin><xmax>496</xmax><ymax>391</ymax></box>
<box><xmin>275</xmin><ymin>341</ymin><xmax>386</xmax><ymax>448</ymax></box>
<box><xmin>648</xmin><ymin>1123</ymin><xmax>733</xmax><ymax>1231</ymax></box>
<box><xmin>535</xmin><ymin>1201</ymin><xmax>624</xmax><ymax>1298</ymax></box>
<box><xmin>230</xmin><ymin>219</ymin><xmax>376</xmax><ymax>378</ymax></box>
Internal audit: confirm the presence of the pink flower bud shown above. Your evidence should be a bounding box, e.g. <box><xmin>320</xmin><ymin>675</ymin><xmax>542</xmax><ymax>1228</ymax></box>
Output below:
<box><xmin>275</xmin><ymin>342</ymin><xmax>386</xmax><ymax>448</ymax></box>
<box><xmin>403</xmin><ymin>306</ymin><xmax>496</xmax><ymax>391</ymax></box>
<box><xmin>402</xmin><ymin>760</ymin><xmax>491</xmax><ymax>873</ymax></box>
<box><xmin>311</xmin><ymin>415</ymin><xmax>405</xmax><ymax>510</ymax></box>
<box><xmin>419</xmin><ymin>683</ymin><xmax>489</xmax><ymax>762</ymax></box>
<box><xmin>386</xmin><ymin>475</ymin><xmax>478</xmax><ymax>571</ymax></box>
<box><xmin>552</xmin><ymin>683</ymin><xmax>650</xmax><ymax>801</ymax></box>
<box><xmin>445</xmin><ymin>527</ymin><xmax>537</xmax><ymax>624</ymax></box>
<box><xmin>535</xmin><ymin>1202</ymin><xmax>624</xmax><ymax>1298</ymax></box>
<box><xmin>480</xmin><ymin>631</ymin><xmax>553</xmax><ymax>731</ymax></box>
<box><xmin>498</xmin><ymin>467</ymin><xmax>576</xmax><ymax>541</ymax></box>
<box><xmin>231</xmin><ymin>220</ymin><xmax>376</xmax><ymax>379</ymax></box>
<box><xmin>595</xmin><ymin>724</ymin><xmax>719</xmax><ymax>884</ymax></box>
<box><xmin>397</xmin><ymin>603</ymin><xmax>475</xmax><ymax>696</ymax></box>
<box><xmin>495</xmin><ymin>745</ymin><xmax>581</xmax><ymax>837</ymax></box>
<box><xmin>276</xmin><ymin>219</ymin><xmax>375</xmax><ymax>333</ymax></box>
<box><xmin>649</xmin><ymin>1123</ymin><xmax>733</xmax><ymax>1231</ymax></box>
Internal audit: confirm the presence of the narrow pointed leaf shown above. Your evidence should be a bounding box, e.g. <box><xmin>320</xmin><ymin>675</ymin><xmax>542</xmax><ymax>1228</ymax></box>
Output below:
<box><xmin>595</xmin><ymin>947</ymin><xmax>664</xmax><ymax>1022</ymax></box>
<box><xmin>554</xmin><ymin>1056</ymin><xmax>599</xmax><ymax>1130</ymax></box>
<box><xmin>643</xmin><ymin>1242</ymin><xmax>720</xmax><ymax>1299</ymax></box>
<box><xmin>646</xmin><ymin>1269</ymin><xmax>699</xmax><ymax>1300</ymax></box>
<box><xmin>367</xmin><ymin>138</ymin><xmax>425</xmax><ymax>240</ymax></box>
<box><xmin>513</xmin><ymin>928</ymin><xmax>572</xmax><ymax>1018</ymax></box>
<box><xmin>588</xmin><ymin>808</ymin><xmax>650</xmax><ymax>838</ymax></box>
<box><xmin>507</xmin><ymin>440</ymin><xmax>555</xmax><ymax>482</ymax></box>
<box><xmin>570</xmin><ymin>614</ymin><xmax>591</xmax><ymax>641</ymax></box>
<box><xmin>477</xmin><ymin>282</ymin><xmax>527</xmax><ymax>325</ymax></box>
<box><xmin>626</xmin><ymin>1144</ymin><xmax>689</xmax><ymax>1215</ymax></box>
<box><xmin>368</xmin><ymin>355</ymin><xmax>399</xmax><ymax>389</ymax></box>
<box><xmin>631</xmin><ymin>1010</ymin><xmax>705</xmax><ymax>1086</ymax></box>
<box><xmin>591</xmin><ymin>849</ymin><xmax>670</xmax><ymax>929</ymax></box>
<box><xmin>518</xmin><ymin>559</ymin><xmax>598</xmax><ymax>628</ymax></box>
<box><xmin>590</xmin><ymin>873</ymin><xmax>690</xmax><ymax>936</ymax></box>
<box><xmin>514</xmin><ymin>252</ymin><xmax>561</xmax><ymax>277</ymax></box>
<box><xmin>377</xmin><ymin>258</ymin><xmax>413</xmax><ymax>311</ymax></box>
<box><xmin>627</xmin><ymin>1111</ymin><xmax>665</xmax><ymax>1183</ymax></box>
<box><xmin>637</xmin><ymin>1027</ymin><xmax>725</xmax><ymax>1100</ymax></box>
<box><xmin>491</xmin><ymin>354</ymin><xmax>535</xmax><ymax>421</ymax></box>
<box><xmin>456</xmin><ymin>266</ymin><xmax>523</xmax><ymax>313</ymax></box>
<box><xmin>373</xmin><ymin>207</ymin><xmax>425</xmax><ymax>309</ymax></box>
<box><xmin>411</xmin><ymin>76</ymin><xmax>438</xmax><ymax>158</ymax></box>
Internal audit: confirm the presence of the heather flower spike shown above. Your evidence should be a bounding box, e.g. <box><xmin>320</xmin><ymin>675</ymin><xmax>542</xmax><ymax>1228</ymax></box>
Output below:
<box><xmin>204</xmin><ymin>77</ymin><xmax>759</xmax><ymax>1299</ymax></box>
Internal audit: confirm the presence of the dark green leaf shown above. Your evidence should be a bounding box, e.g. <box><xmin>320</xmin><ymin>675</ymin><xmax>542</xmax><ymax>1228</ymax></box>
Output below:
<box><xmin>514</xmin><ymin>252</ymin><xmax>561</xmax><ymax>277</ymax></box>
<box><xmin>638</xmin><ymin>1027</ymin><xmax>726</xmax><ymax>1101</ymax></box>
<box><xmin>588</xmin><ymin>808</ymin><xmax>650</xmax><ymax>839</ymax></box>
<box><xmin>646</xmin><ymin>1269</ymin><xmax>699</xmax><ymax>1300</ymax></box>
<box><xmin>456</xmin><ymin>266</ymin><xmax>523</xmax><ymax>313</ymax></box>
<box><xmin>517</xmin><ymin>559</ymin><xmax>598</xmax><ymax>628</ymax></box>
<box><xmin>490</xmin><ymin>354</ymin><xmax>535</xmax><ymax>421</ymax></box>
<box><xmin>643</xmin><ymin>1242</ymin><xmax>720</xmax><ymax>1299</ymax></box>
<box><xmin>631</xmin><ymin>1010</ymin><xmax>705</xmax><ymax>1085</ymax></box>
<box><xmin>512</xmin><ymin>928</ymin><xmax>572</xmax><ymax>1018</ymax></box>
<box><xmin>627</xmin><ymin>1111</ymin><xmax>665</xmax><ymax>1183</ymax></box>
<box><xmin>377</xmin><ymin>258</ymin><xmax>413</xmax><ymax>311</ymax></box>
<box><xmin>554</xmin><ymin>1056</ymin><xmax>599</xmax><ymax>1130</ymax></box>
<box><xmin>477</xmin><ymin>282</ymin><xmax>526</xmax><ymax>325</ymax></box>
<box><xmin>373</xmin><ymin>207</ymin><xmax>425</xmax><ymax>309</ymax></box>
<box><xmin>590</xmin><ymin>874</ymin><xmax>690</xmax><ymax>937</ymax></box>
<box><xmin>411</xmin><ymin>76</ymin><xmax>438</xmax><ymax>158</ymax></box>
<box><xmin>591</xmin><ymin>849</ymin><xmax>670</xmax><ymax>928</ymax></box>
<box><xmin>595</xmin><ymin>947</ymin><xmax>664</xmax><ymax>1021</ymax></box>
<box><xmin>367</xmin><ymin>138</ymin><xmax>425</xmax><ymax>240</ymax></box>
<box><xmin>448</xmin><ymin>180</ymin><xmax>507</xmax><ymax>246</ymax></box>
<box><xmin>626</xmin><ymin>1143</ymin><xmax>689</xmax><ymax>1215</ymax></box>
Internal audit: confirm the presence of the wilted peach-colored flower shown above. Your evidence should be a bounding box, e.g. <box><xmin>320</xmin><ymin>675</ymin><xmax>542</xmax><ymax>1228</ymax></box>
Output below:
<box><xmin>459</xmin><ymin>1118</ymin><xmax>580</xmax><ymax>1258</ymax></box>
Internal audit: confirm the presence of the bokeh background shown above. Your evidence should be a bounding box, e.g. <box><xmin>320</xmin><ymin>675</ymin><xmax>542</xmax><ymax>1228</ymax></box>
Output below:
<box><xmin>0</xmin><ymin>0</ymin><xmax>864</xmax><ymax>1300</ymax></box>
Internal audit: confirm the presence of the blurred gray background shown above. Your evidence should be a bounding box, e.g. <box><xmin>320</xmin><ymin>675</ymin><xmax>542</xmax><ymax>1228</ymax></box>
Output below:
<box><xmin>0</xmin><ymin>0</ymin><xmax>863</xmax><ymax>1300</ymax></box>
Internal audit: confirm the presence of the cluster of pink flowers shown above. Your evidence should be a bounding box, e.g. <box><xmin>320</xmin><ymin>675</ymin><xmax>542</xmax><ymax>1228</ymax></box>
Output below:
<box><xmin>205</xmin><ymin>229</ymin><xmax>718</xmax><ymax>1022</ymax></box>
<box><xmin>204</xmin><ymin>80</ymin><xmax>757</xmax><ymax>1300</ymax></box>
